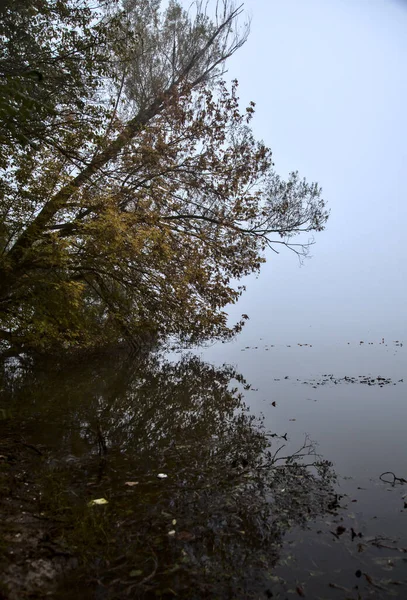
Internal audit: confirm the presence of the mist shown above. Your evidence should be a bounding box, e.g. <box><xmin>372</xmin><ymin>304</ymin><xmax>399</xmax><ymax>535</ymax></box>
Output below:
<box><xmin>222</xmin><ymin>0</ymin><xmax>407</xmax><ymax>345</ymax></box>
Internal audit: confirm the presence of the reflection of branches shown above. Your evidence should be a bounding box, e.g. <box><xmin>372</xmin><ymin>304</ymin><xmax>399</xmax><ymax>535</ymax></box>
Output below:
<box><xmin>111</xmin><ymin>546</ymin><xmax>158</xmax><ymax>593</ymax></box>
<box><xmin>270</xmin><ymin>435</ymin><xmax>321</xmax><ymax>466</ymax></box>
<box><xmin>0</xmin><ymin>351</ymin><xmax>337</xmax><ymax>599</ymax></box>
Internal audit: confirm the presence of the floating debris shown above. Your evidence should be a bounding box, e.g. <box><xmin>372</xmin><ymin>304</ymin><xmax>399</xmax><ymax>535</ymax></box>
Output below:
<box><xmin>298</xmin><ymin>374</ymin><xmax>399</xmax><ymax>387</ymax></box>
<box><xmin>129</xmin><ymin>569</ymin><xmax>143</xmax><ymax>577</ymax></box>
<box><xmin>176</xmin><ymin>531</ymin><xmax>195</xmax><ymax>541</ymax></box>
<box><xmin>88</xmin><ymin>498</ymin><xmax>108</xmax><ymax>506</ymax></box>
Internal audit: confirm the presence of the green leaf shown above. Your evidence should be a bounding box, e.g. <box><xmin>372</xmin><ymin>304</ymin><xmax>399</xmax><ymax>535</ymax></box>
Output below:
<box><xmin>129</xmin><ymin>569</ymin><xmax>143</xmax><ymax>577</ymax></box>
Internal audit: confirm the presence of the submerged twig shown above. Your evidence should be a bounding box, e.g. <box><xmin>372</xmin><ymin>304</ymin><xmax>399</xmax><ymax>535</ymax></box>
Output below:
<box><xmin>379</xmin><ymin>471</ymin><xmax>407</xmax><ymax>486</ymax></box>
<box><xmin>14</xmin><ymin>439</ymin><xmax>43</xmax><ymax>455</ymax></box>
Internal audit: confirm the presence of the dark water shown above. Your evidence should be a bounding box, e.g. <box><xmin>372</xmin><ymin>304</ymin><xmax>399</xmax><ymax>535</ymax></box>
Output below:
<box><xmin>197</xmin><ymin>336</ymin><xmax>407</xmax><ymax>597</ymax></box>
<box><xmin>0</xmin><ymin>339</ymin><xmax>406</xmax><ymax>598</ymax></box>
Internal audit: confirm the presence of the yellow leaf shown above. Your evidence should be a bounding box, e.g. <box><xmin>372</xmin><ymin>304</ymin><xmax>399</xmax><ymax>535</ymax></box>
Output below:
<box><xmin>88</xmin><ymin>498</ymin><xmax>108</xmax><ymax>506</ymax></box>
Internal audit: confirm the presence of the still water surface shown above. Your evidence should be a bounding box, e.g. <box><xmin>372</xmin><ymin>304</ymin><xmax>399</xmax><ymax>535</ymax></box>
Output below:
<box><xmin>199</xmin><ymin>337</ymin><xmax>406</xmax><ymax>479</ymax></box>
<box><xmin>0</xmin><ymin>333</ymin><xmax>406</xmax><ymax>599</ymax></box>
<box><xmin>198</xmin><ymin>334</ymin><xmax>407</xmax><ymax>597</ymax></box>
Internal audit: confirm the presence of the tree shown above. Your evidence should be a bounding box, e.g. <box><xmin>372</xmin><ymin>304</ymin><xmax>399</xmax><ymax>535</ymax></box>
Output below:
<box><xmin>0</xmin><ymin>0</ymin><xmax>329</xmax><ymax>353</ymax></box>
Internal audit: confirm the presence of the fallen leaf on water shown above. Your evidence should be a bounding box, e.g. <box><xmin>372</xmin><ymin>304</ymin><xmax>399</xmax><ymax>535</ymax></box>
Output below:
<box><xmin>351</xmin><ymin>527</ymin><xmax>362</xmax><ymax>540</ymax></box>
<box><xmin>88</xmin><ymin>498</ymin><xmax>108</xmax><ymax>506</ymax></box>
<box><xmin>125</xmin><ymin>481</ymin><xmax>139</xmax><ymax>487</ymax></box>
<box><xmin>176</xmin><ymin>531</ymin><xmax>195</xmax><ymax>542</ymax></box>
<box><xmin>296</xmin><ymin>585</ymin><xmax>305</xmax><ymax>597</ymax></box>
<box><xmin>329</xmin><ymin>583</ymin><xmax>349</xmax><ymax>592</ymax></box>
<box><xmin>129</xmin><ymin>569</ymin><xmax>143</xmax><ymax>577</ymax></box>
<box><xmin>364</xmin><ymin>572</ymin><xmax>385</xmax><ymax>589</ymax></box>
<box><xmin>162</xmin><ymin>565</ymin><xmax>181</xmax><ymax>575</ymax></box>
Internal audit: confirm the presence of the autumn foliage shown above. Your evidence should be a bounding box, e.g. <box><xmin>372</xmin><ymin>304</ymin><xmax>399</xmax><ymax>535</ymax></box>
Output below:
<box><xmin>0</xmin><ymin>0</ymin><xmax>329</xmax><ymax>352</ymax></box>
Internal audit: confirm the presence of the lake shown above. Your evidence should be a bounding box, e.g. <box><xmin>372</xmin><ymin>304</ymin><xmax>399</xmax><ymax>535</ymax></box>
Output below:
<box><xmin>0</xmin><ymin>333</ymin><xmax>406</xmax><ymax>599</ymax></box>
<box><xmin>198</xmin><ymin>333</ymin><xmax>407</xmax><ymax>598</ymax></box>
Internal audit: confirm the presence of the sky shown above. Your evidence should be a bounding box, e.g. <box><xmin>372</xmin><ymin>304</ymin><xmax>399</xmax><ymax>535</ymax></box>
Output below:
<box><xmin>214</xmin><ymin>0</ymin><xmax>407</xmax><ymax>345</ymax></box>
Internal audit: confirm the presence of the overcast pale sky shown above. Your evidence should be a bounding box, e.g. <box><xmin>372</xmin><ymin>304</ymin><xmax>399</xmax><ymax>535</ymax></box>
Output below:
<box><xmin>217</xmin><ymin>0</ymin><xmax>407</xmax><ymax>344</ymax></box>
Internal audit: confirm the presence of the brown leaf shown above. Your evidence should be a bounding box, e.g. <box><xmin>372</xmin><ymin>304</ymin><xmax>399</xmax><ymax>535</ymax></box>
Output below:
<box><xmin>176</xmin><ymin>531</ymin><xmax>195</xmax><ymax>542</ymax></box>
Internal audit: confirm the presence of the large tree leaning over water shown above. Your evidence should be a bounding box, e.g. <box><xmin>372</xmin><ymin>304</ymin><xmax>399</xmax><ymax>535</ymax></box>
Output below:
<box><xmin>0</xmin><ymin>0</ymin><xmax>329</xmax><ymax>352</ymax></box>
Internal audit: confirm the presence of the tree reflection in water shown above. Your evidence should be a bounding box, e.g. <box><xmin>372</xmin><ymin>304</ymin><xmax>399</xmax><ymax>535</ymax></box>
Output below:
<box><xmin>0</xmin><ymin>351</ymin><xmax>337</xmax><ymax>599</ymax></box>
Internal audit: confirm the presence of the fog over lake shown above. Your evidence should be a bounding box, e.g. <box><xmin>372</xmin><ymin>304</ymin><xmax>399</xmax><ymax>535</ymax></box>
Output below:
<box><xmin>1</xmin><ymin>1</ymin><xmax>406</xmax><ymax>598</ymax></box>
<box><xmin>196</xmin><ymin>0</ymin><xmax>407</xmax><ymax>488</ymax></box>
<box><xmin>195</xmin><ymin>2</ymin><xmax>407</xmax><ymax>593</ymax></box>
<box><xmin>220</xmin><ymin>0</ymin><xmax>407</xmax><ymax>346</ymax></box>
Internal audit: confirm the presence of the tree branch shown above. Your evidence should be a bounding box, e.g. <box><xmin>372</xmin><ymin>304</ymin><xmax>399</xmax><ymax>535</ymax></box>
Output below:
<box><xmin>5</xmin><ymin>3</ymin><xmax>246</xmax><ymax>270</ymax></box>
